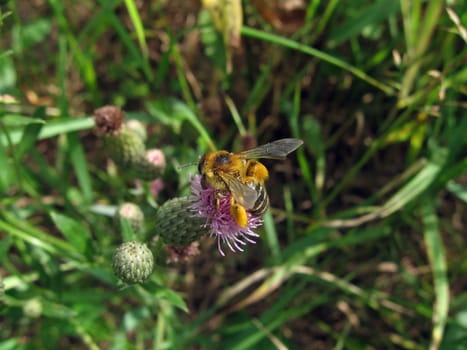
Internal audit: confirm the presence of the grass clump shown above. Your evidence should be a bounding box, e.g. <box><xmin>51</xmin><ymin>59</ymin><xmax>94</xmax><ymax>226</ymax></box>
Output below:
<box><xmin>1</xmin><ymin>1</ymin><xmax>466</xmax><ymax>349</ymax></box>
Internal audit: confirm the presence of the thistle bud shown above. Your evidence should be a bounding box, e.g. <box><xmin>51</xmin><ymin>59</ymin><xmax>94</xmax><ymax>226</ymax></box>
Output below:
<box><xmin>112</xmin><ymin>241</ymin><xmax>154</xmax><ymax>284</ymax></box>
<box><xmin>93</xmin><ymin>105</ymin><xmax>125</xmax><ymax>136</ymax></box>
<box><xmin>126</xmin><ymin>120</ymin><xmax>147</xmax><ymax>142</ymax></box>
<box><xmin>105</xmin><ymin>126</ymin><xmax>146</xmax><ymax>169</ymax></box>
<box><xmin>93</xmin><ymin>106</ymin><xmax>146</xmax><ymax>170</ymax></box>
<box><xmin>153</xmin><ymin>196</ymin><xmax>207</xmax><ymax>246</ymax></box>
<box><xmin>114</xmin><ymin>202</ymin><xmax>145</xmax><ymax>236</ymax></box>
<box><xmin>133</xmin><ymin>148</ymin><xmax>166</xmax><ymax>181</ymax></box>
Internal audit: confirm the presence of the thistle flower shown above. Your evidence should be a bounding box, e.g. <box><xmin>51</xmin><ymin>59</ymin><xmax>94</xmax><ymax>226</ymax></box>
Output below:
<box><xmin>190</xmin><ymin>175</ymin><xmax>262</xmax><ymax>256</ymax></box>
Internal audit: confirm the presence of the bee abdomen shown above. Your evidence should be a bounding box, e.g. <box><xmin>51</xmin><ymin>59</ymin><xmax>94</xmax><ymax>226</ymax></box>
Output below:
<box><xmin>250</xmin><ymin>184</ymin><xmax>269</xmax><ymax>216</ymax></box>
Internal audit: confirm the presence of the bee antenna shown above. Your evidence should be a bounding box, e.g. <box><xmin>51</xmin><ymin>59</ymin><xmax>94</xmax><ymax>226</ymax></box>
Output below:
<box><xmin>176</xmin><ymin>161</ymin><xmax>198</xmax><ymax>171</ymax></box>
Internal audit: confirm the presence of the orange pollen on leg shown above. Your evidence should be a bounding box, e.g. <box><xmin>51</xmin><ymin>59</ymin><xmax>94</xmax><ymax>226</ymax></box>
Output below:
<box><xmin>229</xmin><ymin>198</ymin><xmax>249</xmax><ymax>228</ymax></box>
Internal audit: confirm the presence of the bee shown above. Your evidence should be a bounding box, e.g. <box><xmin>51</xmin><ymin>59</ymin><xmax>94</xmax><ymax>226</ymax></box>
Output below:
<box><xmin>198</xmin><ymin>138</ymin><xmax>303</xmax><ymax>227</ymax></box>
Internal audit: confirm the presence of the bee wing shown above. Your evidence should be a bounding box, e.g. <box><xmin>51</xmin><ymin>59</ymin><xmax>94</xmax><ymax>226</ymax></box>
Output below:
<box><xmin>239</xmin><ymin>138</ymin><xmax>303</xmax><ymax>160</ymax></box>
<box><xmin>219</xmin><ymin>172</ymin><xmax>258</xmax><ymax>209</ymax></box>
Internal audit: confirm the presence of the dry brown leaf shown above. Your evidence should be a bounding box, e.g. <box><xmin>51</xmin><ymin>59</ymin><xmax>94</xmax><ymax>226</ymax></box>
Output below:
<box><xmin>253</xmin><ymin>0</ymin><xmax>306</xmax><ymax>33</ymax></box>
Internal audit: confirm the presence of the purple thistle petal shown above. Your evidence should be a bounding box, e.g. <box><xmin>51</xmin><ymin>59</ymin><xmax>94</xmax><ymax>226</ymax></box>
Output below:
<box><xmin>189</xmin><ymin>175</ymin><xmax>264</xmax><ymax>255</ymax></box>
<box><xmin>217</xmin><ymin>239</ymin><xmax>225</xmax><ymax>257</ymax></box>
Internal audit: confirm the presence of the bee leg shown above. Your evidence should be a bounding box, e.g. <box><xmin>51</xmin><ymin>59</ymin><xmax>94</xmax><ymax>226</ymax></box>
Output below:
<box><xmin>214</xmin><ymin>193</ymin><xmax>221</xmax><ymax>211</ymax></box>
<box><xmin>246</xmin><ymin>160</ymin><xmax>269</xmax><ymax>182</ymax></box>
<box><xmin>229</xmin><ymin>197</ymin><xmax>249</xmax><ymax>228</ymax></box>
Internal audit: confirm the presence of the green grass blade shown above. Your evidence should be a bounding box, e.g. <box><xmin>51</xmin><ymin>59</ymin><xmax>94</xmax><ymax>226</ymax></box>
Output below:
<box><xmin>422</xmin><ymin>199</ymin><xmax>449</xmax><ymax>350</ymax></box>
<box><xmin>106</xmin><ymin>7</ymin><xmax>153</xmax><ymax>80</ymax></box>
<box><xmin>15</xmin><ymin>107</ymin><xmax>45</xmax><ymax>160</ymax></box>
<box><xmin>399</xmin><ymin>0</ymin><xmax>444</xmax><ymax>99</ymax></box>
<box><xmin>50</xmin><ymin>211</ymin><xmax>90</xmax><ymax>255</ymax></box>
<box><xmin>146</xmin><ymin>98</ymin><xmax>215</xmax><ymax>150</ymax></box>
<box><xmin>241</xmin><ymin>26</ymin><xmax>395</xmax><ymax>95</ymax></box>
<box><xmin>0</xmin><ymin>212</ymin><xmax>84</xmax><ymax>260</ymax></box>
<box><xmin>123</xmin><ymin>0</ymin><xmax>148</xmax><ymax>57</ymax></box>
<box><xmin>262</xmin><ymin>210</ymin><xmax>281</xmax><ymax>264</ymax></box>
<box><xmin>48</xmin><ymin>0</ymin><xmax>100</xmax><ymax>103</ymax></box>
<box><xmin>446</xmin><ymin>181</ymin><xmax>467</xmax><ymax>203</ymax></box>
<box><xmin>329</xmin><ymin>0</ymin><xmax>400</xmax><ymax>46</ymax></box>
<box><xmin>310</xmin><ymin>0</ymin><xmax>339</xmax><ymax>42</ymax></box>
<box><xmin>0</xmin><ymin>54</ymin><xmax>16</xmax><ymax>90</ymax></box>
<box><xmin>381</xmin><ymin>156</ymin><xmax>444</xmax><ymax>216</ymax></box>
<box><xmin>0</xmin><ymin>117</ymin><xmax>94</xmax><ymax>146</ymax></box>
<box><xmin>68</xmin><ymin>132</ymin><xmax>94</xmax><ymax>203</ymax></box>
<box><xmin>0</xmin><ymin>128</ymin><xmax>10</xmax><ymax>192</ymax></box>
<box><xmin>0</xmin><ymin>115</ymin><xmax>45</xmax><ymax>127</ymax></box>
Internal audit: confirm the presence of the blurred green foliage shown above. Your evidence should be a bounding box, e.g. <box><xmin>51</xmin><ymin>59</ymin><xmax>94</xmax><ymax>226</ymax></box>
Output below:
<box><xmin>1</xmin><ymin>0</ymin><xmax>467</xmax><ymax>349</ymax></box>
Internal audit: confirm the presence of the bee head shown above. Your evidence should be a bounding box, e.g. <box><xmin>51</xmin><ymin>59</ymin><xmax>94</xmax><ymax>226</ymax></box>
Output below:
<box><xmin>198</xmin><ymin>151</ymin><xmax>232</xmax><ymax>174</ymax></box>
<box><xmin>213</xmin><ymin>151</ymin><xmax>231</xmax><ymax>166</ymax></box>
<box><xmin>198</xmin><ymin>151</ymin><xmax>234</xmax><ymax>190</ymax></box>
